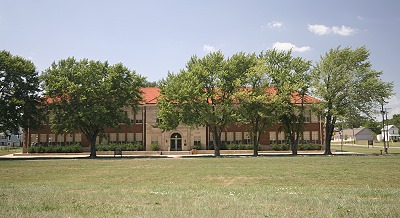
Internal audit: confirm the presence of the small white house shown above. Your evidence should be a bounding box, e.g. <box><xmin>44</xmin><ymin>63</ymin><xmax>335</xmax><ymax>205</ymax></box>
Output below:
<box><xmin>377</xmin><ymin>125</ymin><xmax>399</xmax><ymax>142</ymax></box>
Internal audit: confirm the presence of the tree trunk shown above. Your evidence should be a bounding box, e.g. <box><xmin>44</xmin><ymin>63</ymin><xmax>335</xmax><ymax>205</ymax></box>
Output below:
<box><xmin>84</xmin><ymin>132</ymin><xmax>98</xmax><ymax>158</ymax></box>
<box><xmin>324</xmin><ymin>116</ymin><xmax>334</xmax><ymax>155</ymax></box>
<box><xmin>253</xmin><ymin>118</ymin><xmax>259</xmax><ymax>156</ymax></box>
<box><xmin>324</xmin><ymin>126</ymin><xmax>333</xmax><ymax>155</ymax></box>
<box><xmin>89</xmin><ymin>140</ymin><xmax>97</xmax><ymax>158</ymax></box>
<box><xmin>291</xmin><ymin>136</ymin><xmax>298</xmax><ymax>155</ymax></box>
<box><xmin>212</xmin><ymin>128</ymin><xmax>221</xmax><ymax>157</ymax></box>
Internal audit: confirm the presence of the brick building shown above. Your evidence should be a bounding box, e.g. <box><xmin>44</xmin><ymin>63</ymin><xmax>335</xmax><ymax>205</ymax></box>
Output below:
<box><xmin>23</xmin><ymin>87</ymin><xmax>324</xmax><ymax>152</ymax></box>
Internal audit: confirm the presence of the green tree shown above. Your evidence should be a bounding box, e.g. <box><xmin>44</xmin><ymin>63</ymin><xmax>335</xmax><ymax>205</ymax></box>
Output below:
<box><xmin>236</xmin><ymin>55</ymin><xmax>278</xmax><ymax>156</ymax></box>
<box><xmin>41</xmin><ymin>58</ymin><xmax>144</xmax><ymax>158</ymax></box>
<box><xmin>157</xmin><ymin>51</ymin><xmax>251</xmax><ymax>156</ymax></box>
<box><xmin>311</xmin><ymin>46</ymin><xmax>394</xmax><ymax>155</ymax></box>
<box><xmin>0</xmin><ymin>50</ymin><xmax>43</xmax><ymax>134</ymax></box>
<box><xmin>387</xmin><ymin>114</ymin><xmax>400</xmax><ymax>129</ymax></box>
<box><xmin>264</xmin><ymin>49</ymin><xmax>312</xmax><ymax>155</ymax></box>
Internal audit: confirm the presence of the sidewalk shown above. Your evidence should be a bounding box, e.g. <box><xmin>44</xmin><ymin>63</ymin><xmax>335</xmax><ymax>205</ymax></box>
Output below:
<box><xmin>0</xmin><ymin>150</ymin><xmax>364</xmax><ymax>160</ymax></box>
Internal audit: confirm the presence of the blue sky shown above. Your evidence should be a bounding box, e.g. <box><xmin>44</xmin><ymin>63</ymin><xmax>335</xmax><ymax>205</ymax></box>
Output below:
<box><xmin>1</xmin><ymin>0</ymin><xmax>399</xmax><ymax>118</ymax></box>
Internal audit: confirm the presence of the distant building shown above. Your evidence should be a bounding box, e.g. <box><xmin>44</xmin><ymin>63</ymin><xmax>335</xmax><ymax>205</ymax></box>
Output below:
<box><xmin>377</xmin><ymin>125</ymin><xmax>399</xmax><ymax>142</ymax></box>
<box><xmin>0</xmin><ymin>132</ymin><xmax>23</xmax><ymax>146</ymax></box>
<box><xmin>332</xmin><ymin>127</ymin><xmax>375</xmax><ymax>142</ymax></box>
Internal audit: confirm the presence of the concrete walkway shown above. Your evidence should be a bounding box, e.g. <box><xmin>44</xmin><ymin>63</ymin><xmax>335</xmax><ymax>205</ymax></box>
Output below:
<box><xmin>0</xmin><ymin>150</ymin><xmax>365</xmax><ymax>160</ymax></box>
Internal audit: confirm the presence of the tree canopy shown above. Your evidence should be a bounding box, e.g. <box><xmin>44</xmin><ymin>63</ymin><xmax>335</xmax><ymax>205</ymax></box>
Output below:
<box><xmin>157</xmin><ymin>51</ymin><xmax>254</xmax><ymax>156</ymax></box>
<box><xmin>311</xmin><ymin>46</ymin><xmax>394</xmax><ymax>154</ymax></box>
<box><xmin>263</xmin><ymin>49</ymin><xmax>312</xmax><ymax>155</ymax></box>
<box><xmin>41</xmin><ymin>58</ymin><xmax>144</xmax><ymax>157</ymax></box>
<box><xmin>0</xmin><ymin>50</ymin><xmax>43</xmax><ymax>134</ymax></box>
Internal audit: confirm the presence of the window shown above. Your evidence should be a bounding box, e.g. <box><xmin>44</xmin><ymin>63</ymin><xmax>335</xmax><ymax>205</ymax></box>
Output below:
<box><xmin>57</xmin><ymin>134</ymin><xmax>64</xmax><ymax>145</ymax></box>
<box><xmin>75</xmin><ymin>134</ymin><xmax>82</xmax><ymax>144</ymax></box>
<box><xmin>235</xmin><ymin>132</ymin><xmax>242</xmax><ymax>144</ymax></box>
<box><xmin>311</xmin><ymin>113</ymin><xmax>319</xmax><ymax>123</ymax></box>
<box><xmin>226</xmin><ymin>132</ymin><xmax>234</xmax><ymax>145</ymax></box>
<box><xmin>49</xmin><ymin>134</ymin><xmax>55</xmax><ymax>145</ymax></box>
<box><xmin>244</xmin><ymin>132</ymin><xmax>251</xmax><ymax>144</ymax></box>
<box><xmin>135</xmin><ymin>109</ymin><xmax>143</xmax><ymax>124</ymax></box>
<box><xmin>277</xmin><ymin>132</ymin><xmax>285</xmax><ymax>144</ymax></box>
<box><xmin>135</xmin><ymin>133</ymin><xmax>142</xmax><ymax>143</ymax></box>
<box><xmin>118</xmin><ymin>133</ymin><xmax>126</xmax><ymax>143</ymax></box>
<box><xmin>221</xmin><ymin>132</ymin><xmax>226</xmax><ymax>142</ymax></box>
<box><xmin>31</xmin><ymin>134</ymin><xmax>38</xmax><ymax>146</ymax></box>
<box><xmin>269</xmin><ymin>131</ymin><xmax>276</xmax><ymax>144</ymax></box>
<box><xmin>303</xmin><ymin>131</ymin><xmax>310</xmax><ymax>144</ymax></box>
<box><xmin>127</xmin><ymin>133</ymin><xmax>134</xmax><ymax>142</ymax></box>
<box><xmin>304</xmin><ymin>111</ymin><xmax>311</xmax><ymax>123</ymax></box>
<box><xmin>312</xmin><ymin>131</ymin><xmax>319</xmax><ymax>144</ymax></box>
<box><xmin>66</xmin><ymin>134</ymin><xmax>73</xmax><ymax>145</ymax></box>
<box><xmin>40</xmin><ymin>134</ymin><xmax>47</xmax><ymax>145</ymax></box>
<box><xmin>109</xmin><ymin>133</ymin><xmax>117</xmax><ymax>144</ymax></box>
<box><xmin>193</xmin><ymin>136</ymin><xmax>201</xmax><ymax>148</ymax></box>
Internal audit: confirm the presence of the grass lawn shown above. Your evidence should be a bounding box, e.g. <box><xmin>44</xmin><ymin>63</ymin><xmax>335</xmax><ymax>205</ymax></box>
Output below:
<box><xmin>331</xmin><ymin>144</ymin><xmax>400</xmax><ymax>154</ymax></box>
<box><xmin>1</xmin><ymin>156</ymin><xmax>399</xmax><ymax>217</ymax></box>
<box><xmin>0</xmin><ymin>146</ymin><xmax>22</xmax><ymax>156</ymax></box>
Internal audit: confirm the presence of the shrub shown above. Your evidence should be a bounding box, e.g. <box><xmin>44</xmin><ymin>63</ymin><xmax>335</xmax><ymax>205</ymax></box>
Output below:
<box><xmin>297</xmin><ymin>144</ymin><xmax>323</xmax><ymax>150</ymax></box>
<box><xmin>28</xmin><ymin>144</ymin><xmax>82</xmax><ymax>153</ymax></box>
<box><xmin>271</xmin><ymin>144</ymin><xmax>290</xmax><ymax>151</ymax></box>
<box><xmin>192</xmin><ymin>144</ymin><xmax>201</xmax><ymax>150</ymax></box>
<box><xmin>151</xmin><ymin>143</ymin><xmax>159</xmax><ymax>151</ymax></box>
<box><xmin>227</xmin><ymin>143</ymin><xmax>238</xmax><ymax>150</ymax></box>
<box><xmin>96</xmin><ymin>143</ymin><xmax>143</xmax><ymax>151</ymax></box>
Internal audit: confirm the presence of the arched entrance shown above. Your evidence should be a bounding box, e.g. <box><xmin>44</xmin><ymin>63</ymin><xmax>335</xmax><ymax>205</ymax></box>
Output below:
<box><xmin>170</xmin><ymin>133</ymin><xmax>182</xmax><ymax>151</ymax></box>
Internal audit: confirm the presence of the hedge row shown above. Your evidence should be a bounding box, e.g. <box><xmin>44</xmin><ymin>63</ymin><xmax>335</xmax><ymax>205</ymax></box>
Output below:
<box><xmin>96</xmin><ymin>143</ymin><xmax>143</xmax><ymax>151</ymax></box>
<box><xmin>28</xmin><ymin>144</ymin><xmax>82</xmax><ymax>153</ymax></box>
<box><xmin>271</xmin><ymin>144</ymin><xmax>322</xmax><ymax>151</ymax></box>
<box><xmin>226</xmin><ymin>143</ymin><xmax>259</xmax><ymax>150</ymax></box>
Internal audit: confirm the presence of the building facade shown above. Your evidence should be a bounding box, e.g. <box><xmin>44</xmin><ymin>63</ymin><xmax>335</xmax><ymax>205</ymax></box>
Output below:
<box><xmin>23</xmin><ymin>87</ymin><xmax>324</xmax><ymax>152</ymax></box>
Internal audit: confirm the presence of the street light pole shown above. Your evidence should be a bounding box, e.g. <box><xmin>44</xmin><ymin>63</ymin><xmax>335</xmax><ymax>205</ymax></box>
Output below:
<box><xmin>381</xmin><ymin>104</ymin><xmax>387</xmax><ymax>154</ymax></box>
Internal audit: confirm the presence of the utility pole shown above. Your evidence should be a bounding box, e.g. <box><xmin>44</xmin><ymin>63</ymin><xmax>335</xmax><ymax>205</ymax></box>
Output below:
<box><xmin>385</xmin><ymin>108</ymin><xmax>391</xmax><ymax>151</ymax></box>
<box><xmin>381</xmin><ymin>104</ymin><xmax>387</xmax><ymax>154</ymax></box>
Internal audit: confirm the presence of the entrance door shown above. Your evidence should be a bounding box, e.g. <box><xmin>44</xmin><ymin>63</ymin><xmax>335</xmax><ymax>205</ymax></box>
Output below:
<box><xmin>170</xmin><ymin>133</ymin><xmax>182</xmax><ymax>151</ymax></box>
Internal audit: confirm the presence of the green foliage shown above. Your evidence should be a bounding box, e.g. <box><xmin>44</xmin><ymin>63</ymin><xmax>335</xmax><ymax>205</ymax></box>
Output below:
<box><xmin>311</xmin><ymin>46</ymin><xmax>394</xmax><ymax>154</ymax></box>
<box><xmin>151</xmin><ymin>143</ymin><xmax>160</xmax><ymax>151</ymax></box>
<box><xmin>96</xmin><ymin>143</ymin><xmax>143</xmax><ymax>151</ymax></box>
<box><xmin>298</xmin><ymin>144</ymin><xmax>323</xmax><ymax>150</ymax></box>
<box><xmin>28</xmin><ymin>144</ymin><xmax>82</xmax><ymax>153</ymax></box>
<box><xmin>271</xmin><ymin>144</ymin><xmax>290</xmax><ymax>151</ymax></box>
<box><xmin>262</xmin><ymin>49</ymin><xmax>312</xmax><ymax>155</ymax></box>
<box><xmin>41</xmin><ymin>58</ymin><xmax>144</xmax><ymax>157</ymax></box>
<box><xmin>226</xmin><ymin>143</ymin><xmax>258</xmax><ymax>150</ymax></box>
<box><xmin>235</xmin><ymin>55</ymin><xmax>278</xmax><ymax>155</ymax></box>
<box><xmin>0</xmin><ymin>50</ymin><xmax>43</xmax><ymax>133</ymax></box>
<box><xmin>192</xmin><ymin>144</ymin><xmax>201</xmax><ymax>150</ymax></box>
<box><xmin>272</xmin><ymin>144</ymin><xmax>322</xmax><ymax>151</ymax></box>
<box><xmin>157</xmin><ymin>51</ymin><xmax>254</xmax><ymax>156</ymax></box>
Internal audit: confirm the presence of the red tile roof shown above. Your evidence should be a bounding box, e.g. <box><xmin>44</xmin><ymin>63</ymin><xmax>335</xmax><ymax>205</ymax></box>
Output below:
<box><xmin>140</xmin><ymin>87</ymin><xmax>320</xmax><ymax>104</ymax></box>
<box><xmin>140</xmin><ymin>87</ymin><xmax>159</xmax><ymax>104</ymax></box>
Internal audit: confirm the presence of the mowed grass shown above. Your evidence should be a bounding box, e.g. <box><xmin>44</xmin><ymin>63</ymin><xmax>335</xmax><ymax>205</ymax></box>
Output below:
<box><xmin>1</xmin><ymin>156</ymin><xmax>399</xmax><ymax>217</ymax></box>
<box><xmin>331</xmin><ymin>144</ymin><xmax>400</xmax><ymax>154</ymax></box>
<box><xmin>0</xmin><ymin>146</ymin><xmax>22</xmax><ymax>156</ymax></box>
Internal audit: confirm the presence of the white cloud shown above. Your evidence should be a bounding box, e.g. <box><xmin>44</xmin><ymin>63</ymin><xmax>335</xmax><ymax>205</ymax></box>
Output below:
<box><xmin>268</xmin><ymin>21</ymin><xmax>283</xmax><ymax>29</ymax></box>
<box><xmin>331</xmin><ymin>25</ymin><xmax>357</xmax><ymax>36</ymax></box>
<box><xmin>307</xmin><ymin>24</ymin><xmax>331</xmax><ymax>35</ymax></box>
<box><xmin>272</xmin><ymin>42</ymin><xmax>311</xmax><ymax>53</ymax></box>
<box><xmin>357</xmin><ymin>16</ymin><xmax>364</xmax><ymax>21</ymax></box>
<box><xmin>308</xmin><ymin>24</ymin><xmax>357</xmax><ymax>36</ymax></box>
<box><xmin>203</xmin><ymin>44</ymin><xmax>216</xmax><ymax>53</ymax></box>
